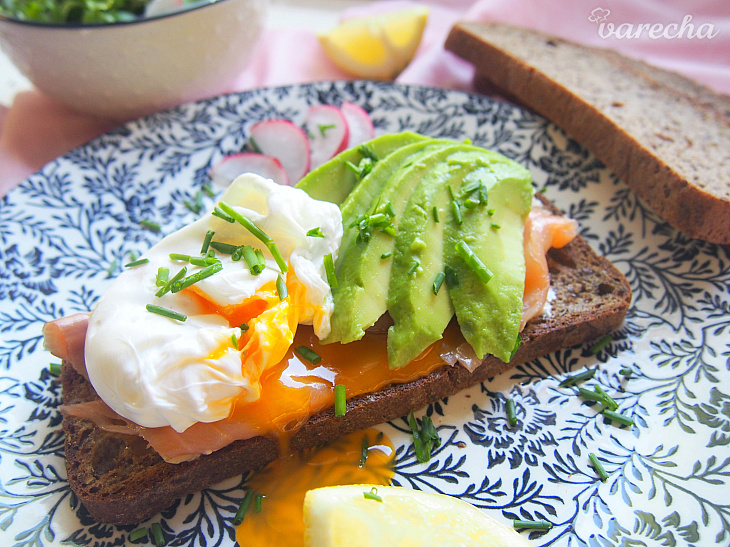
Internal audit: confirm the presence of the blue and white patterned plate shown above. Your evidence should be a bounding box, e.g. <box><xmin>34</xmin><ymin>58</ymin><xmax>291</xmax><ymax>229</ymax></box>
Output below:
<box><xmin>1</xmin><ymin>81</ymin><xmax>728</xmax><ymax>546</ymax></box>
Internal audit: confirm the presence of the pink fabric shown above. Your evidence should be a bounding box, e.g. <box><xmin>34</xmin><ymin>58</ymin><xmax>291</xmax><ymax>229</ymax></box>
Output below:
<box><xmin>1</xmin><ymin>0</ymin><xmax>728</xmax><ymax>197</ymax></box>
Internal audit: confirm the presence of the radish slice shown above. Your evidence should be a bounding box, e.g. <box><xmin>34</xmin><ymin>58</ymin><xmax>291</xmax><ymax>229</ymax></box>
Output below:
<box><xmin>306</xmin><ymin>105</ymin><xmax>349</xmax><ymax>168</ymax></box>
<box><xmin>210</xmin><ymin>153</ymin><xmax>289</xmax><ymax>187</ymax></box>
<box><xmin>341</xmin><ymin>102</ymin><xmax>374</xmax><ymax>148</ymax></box>
<box><xmin>249</xmin><ymin>120</ymin><xmax>311</xmax><ymax>184</ymax></box>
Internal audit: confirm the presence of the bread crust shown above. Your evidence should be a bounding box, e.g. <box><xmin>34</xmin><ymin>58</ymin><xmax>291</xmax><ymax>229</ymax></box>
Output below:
<box><xmin>60</xmin><ymin>195</ymin><xmax>631</xmax><ymax>525</ymax></box>
<box><xmin>445</xmin><ymin>21</ymin><xmax>730</xmax><ymax>244</ymax></box>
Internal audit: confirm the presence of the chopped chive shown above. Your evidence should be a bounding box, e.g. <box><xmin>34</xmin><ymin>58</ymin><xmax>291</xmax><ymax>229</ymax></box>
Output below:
<box><xmin>188</xmin><ymin>256</ymin><xmax>218</xmax><ymax>267</ymax></box>
<box><xmin>380</xmin><ymin>252</ymin><xmax>392</xmax><ymax>259</ymax></box>
<box><xmin>150</xmin><ymin>523</ymin><xmax>165</xmax><ymax>547</ymax></box>
<box><xmin>233</xmin><ymin>491</ymin><xmax>255</xmax><ymax>525</ymax></box>
<box><xmin>464</xmin><ymin>197</ymin><xmax>479</xmax><ymax>209</ymax></box>
<box><xmin>240</xmin><ymin>322</ymin><xmax>249</xmax><ymax>332</ymax></box>
<box><xmin>184</xmin><ymin>191</ymin><xmax>204</xmax><ymax>214</ymax></box>
<box><xmin>593</xmin><ymin>385</ymin><xmax>618</xmax><ymax>411</ymax></box>
<box><xmin>49</xmin><ymin>363</ymin><xmax>62</xmax><ymax>376</ymax></box>
<box><xmin>450</xmin><ymin>199</ymin><xmax>463</xmax><ymax>224</ymax></box>
<box><xmin>491</xmin><ymin>223</ymin><xmax>501</xmax><ymax>230</ymax></box>
<box><xmin>210</xmin><ymin>241</ymin><xmax>239</xmax><ymax>255</ymax></box>
<box><xmin>455</xmin><ymin>240</ymin><xmax>494</xmax><ymax>284</ymax></box>
<box><xmin>156</xmin><ymin>266</ymin><xmax>187</xmax><ymax>297</ymax></box>
<box><xmin>242</xmin><ymin>246</ymin><xmax>265</xmax><ymax>275</ymax></box>
<box><xmin>346</xmin><ymin>157</ymin><xmax>373</xmax><ymax>180</ymax></box>
<box><xmin>324</xmin><ymin>253</ymin><xmax>338</xmax><ymax>289</ymax></box>
<box><xmin>539</xmin><ymin>187</ymin><xmax>548</xmax><ymax>194</ymax></box>
<box><xmin>559</xmin><ymin>368</ymin><xmax>597</xmax><ymax>387</ymax></box>
<box><xmin>487</xmin><ymin>208</ymin><xmax>495</xmax><ymax>216</ymax></box>
<box><xmin>460</xmin><ymin>178</ymin><xmax>482</xmax><ymax>195</ymax></box>
<box><xmin>169</xmin><ymin>253</ymin><xmax>191</xmax><ymax>262</ymax></box>
<box><xmin>254</xmin><ymin>493</ymin><xmax>263</xmax><ymax>513</ymax></box>
<box><xmin>506</xmin><ymin>398</ymin><xmax>517</xmax><ymax>427</ymax></box>
<box><xmin>107</xmin><ymin>258</ymin><xmax>117</xmax><ymax>277</ymax></box>
<box><xmin>140</xmin><ymin>219</ymin><xmax>161</xmax><ymax>233</ymax></box>
<box><xmin>360</xmin><ymin>436</ymin><xmax>369</xmax><ymax>468</ymax></box>
<box><xmin>146</xmin><ymin>304</ymin><xmax>187</xmax><ymax>322</ymax></box>
<box><xmin>306</xmin><ymin>227</ymin><xmax>325</xmax><ymax>238</ymax></box>
<box><xmin>295</xmin><ymin>345</ymin><xmax>321</xmax><ymax>365</ymax></box>
<box><xmin>382</xmin><ymin>201</ymin><xmax>396</xmax><ymax>218</ymax></box>
<box><xmin>513</xmin><ymin>519</ymin><xmax>553</xmax><ymax>530</ymax></box>
<box><xmin>334</xmin><ymin>384</ymin><xmax>346</xmax><ymax>417</ymax></box>
<box><xmin>577</xmin><ymin>387</ymin><xmax>607</xmax><ymax>405</ymax></box>
<box><xmin>201</xmin><ymin>230</ymin><xmax>215</xmax><ymax>254</ymax></box>
<box><xmin>432</xmin><ymin>205</ymin><xmax>439</xmax><ymax>223</ymax></box>
<box><xmin>202</xmin><ymin>183</ymin><xmax>216</xmax><ymax>197</ymax></box>
<box><xmin>589</xmin><ymin>452</ymin><xmax>609</xmax><ymax>482</ymax></box>
<box><xmin>249</xmin><ymin>135</ymin><xmax>262</xmax><ymax>153</ymax></box>
<box><xmin>212</xmin><ymin>207</ymin><xmax>235</xmax><ymax>223</ymax></box>
<box><xmin>478</xmin><ymin>185</ymin><xmax>488</xmax><ymax>205</ymax></box>
<box><xmin>129</xmin><ymin>528</ymin><xmax>147</xmax><ymax>542</ymax></box>
<box><xmin>155</xmin><ymin>267</ymin><xmax>169</xmax><ymax>287</ymax></box>
<box><xmin>407</xmin><ymin>259</ymin><xmax>420</xmax><ymax>275</ymax></box>
<box><xmin>128</xmin><ymin>250</ymin><xmax>139</xmax><ymax>261</ymax></box>
<box><xmin>149</xmin><ymin>526</ymin><xmax>164</xmax><ymax>547</ymax></box>
<box><xmin>231</xmin><ymin>333</ymin><xmax>238</xmax><ymax>349</ymax></box>
<box><xmin>603</xmin><ymin>409</ymin><xmax>634</xmax><ymax>427</ymax></box>
<box><xmin>590</xmin><ymin>334</ymin><xmax>612</xmax><ymax>354</ymax></box>
<box><xmin>363</xmin><ymin>487</ymin><xmax>382</xmax><ymax>502</ymax></box>
<box><xmin>358</xmin><ymin>143</ymin><xmax>378</xmax><ymax>162</ymax></box>
<box><xmin>408</xmin><ymin>411</ymin><xmax>440</xmax><ymax>463</ymax></box>
<box><xmin>276</xmin><ymin>275</ymin><xmax>287</xmax><ymax>300</ymax></box>
<box><xmin>266</xmin><ymin>241</ymin><xmax>289</xmax><ymax>273</ymax></box>
<box><xmin>619</xmin><ymin>367</ymin><xmax>633</xmax><ymax>378</ymax></box>
<box><xmin>124</xmin><ymin>257</ymin><xmax>149</xmax><ymax>268</ymax></box>
<box><xmin>432</xmin><ymin>272</ymin><xmax>446</xmax><ymax>295</ymax></box>
<box><xmin>218</xmin><ymin>202</ymin><xmax>273</xmax><ymax>244</ymax></box>
<box><xmin>171</xmin><ymin>262</ymin><xmax>223</xmax><ymax>293</ymax></box>
<box><xmin>318</xmin><ymin>123</ymin><xmax>336</xmax><ymax>137</ymax></box>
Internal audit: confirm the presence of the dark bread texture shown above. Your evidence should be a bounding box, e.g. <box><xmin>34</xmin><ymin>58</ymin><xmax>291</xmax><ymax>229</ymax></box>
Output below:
<box><xmin>445</xmin><ymin>21</ymin><xmax>730</xmax><ymax>245</ymax></box>
<box><xmin>61</xmin><ymin>196</ymin><xmax>631</xmax><ymax>525</ymax></box>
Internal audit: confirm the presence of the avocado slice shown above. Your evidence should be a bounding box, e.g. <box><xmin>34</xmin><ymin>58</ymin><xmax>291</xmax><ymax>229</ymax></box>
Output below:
<box><xmin>296</xmin><ymin>131</ymin><xmax>428</xmax><ymax>205</ymax></box>
<box><xmin>387</xmin><ymin>150</ymin><xmax>511</xmax><ymax>369</ymax></box>
<box><xmin>442</xmin><ymin>150</ymin><xmax>534</xmax><ymax>362</ymax></box>
<box><xmin>325</xmin><ymin>141</ymin><xmax>466</xmax><ymax>345</ymax></box>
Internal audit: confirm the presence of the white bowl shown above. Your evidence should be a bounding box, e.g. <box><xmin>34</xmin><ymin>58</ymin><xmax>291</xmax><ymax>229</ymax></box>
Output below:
<box><xmin>0</xmin><ymin>0</ymin><xmax>267</xmax><ymax>120</ymax></box>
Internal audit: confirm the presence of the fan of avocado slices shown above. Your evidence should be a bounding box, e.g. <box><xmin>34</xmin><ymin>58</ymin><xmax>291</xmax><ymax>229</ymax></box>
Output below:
<box><xmin>296</xmin><ymin>132</ymin><xmax>534</xmax><ymax>369</ymax></box>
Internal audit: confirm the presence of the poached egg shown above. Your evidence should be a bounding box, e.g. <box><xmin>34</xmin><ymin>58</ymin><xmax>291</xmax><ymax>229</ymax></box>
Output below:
<box><xmin>84</xmin><ymin>174</ymin><xmax>342</xmax><ymax>432</ymax></box>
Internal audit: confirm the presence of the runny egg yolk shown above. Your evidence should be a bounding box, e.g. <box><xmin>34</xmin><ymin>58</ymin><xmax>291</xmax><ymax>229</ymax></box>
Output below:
<box><xmin>186</xmin><ymin>271</ymin><xmax>316</xmax><ymax>405</ymax></box>
<box><xmin>236</xmin><ymin>428</ymin><xmax>395</xmax><ymax>546</ymax></box>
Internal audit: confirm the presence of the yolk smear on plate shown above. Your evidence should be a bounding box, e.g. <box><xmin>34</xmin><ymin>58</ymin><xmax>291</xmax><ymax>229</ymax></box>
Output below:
<box><xmin>235</xmin><ymin>428</ymin><xmax>395</xmax><ymax>546</ymax></box>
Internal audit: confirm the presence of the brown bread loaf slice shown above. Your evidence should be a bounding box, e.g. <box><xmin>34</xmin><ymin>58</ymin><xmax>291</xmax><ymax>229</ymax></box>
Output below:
<box><xmin>60</xmin><ymin>195</ymin><xmax>631</xmax><ymax>525</ymax></box>
<box><xmin>445</xmin><ymin>21</ymin><xmax>730</xmax><ymax>244</ymax></box>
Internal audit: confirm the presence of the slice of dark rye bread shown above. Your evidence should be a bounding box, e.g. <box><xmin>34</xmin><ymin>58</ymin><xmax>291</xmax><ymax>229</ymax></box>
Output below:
<box><xmin>59</xmin><ymin>196</ymin><xmax>631</xmax><ymax>525</ymax></box>
<box><xmin>444</xmin><ymin>21</ymin><xmax>730</xmax><ymax>245</ymax></box>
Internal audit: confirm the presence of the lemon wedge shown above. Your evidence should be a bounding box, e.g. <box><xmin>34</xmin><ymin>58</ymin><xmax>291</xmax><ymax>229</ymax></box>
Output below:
<box><xmin>303</xmin><ymin>485</ymin><xmax>534</xmax><ymax>546</ymax></box>
<box><xmin>318</xmin><ymin>7</ymin><xmax>429</xmax><ymax>80</ymax></box>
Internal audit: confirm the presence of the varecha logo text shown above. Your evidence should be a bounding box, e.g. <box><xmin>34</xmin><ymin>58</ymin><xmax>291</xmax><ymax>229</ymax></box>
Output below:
<box><xmin>589</xmin><ymin>8</ymin><xmax>719</xmax><ymax>39</ymax></box>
